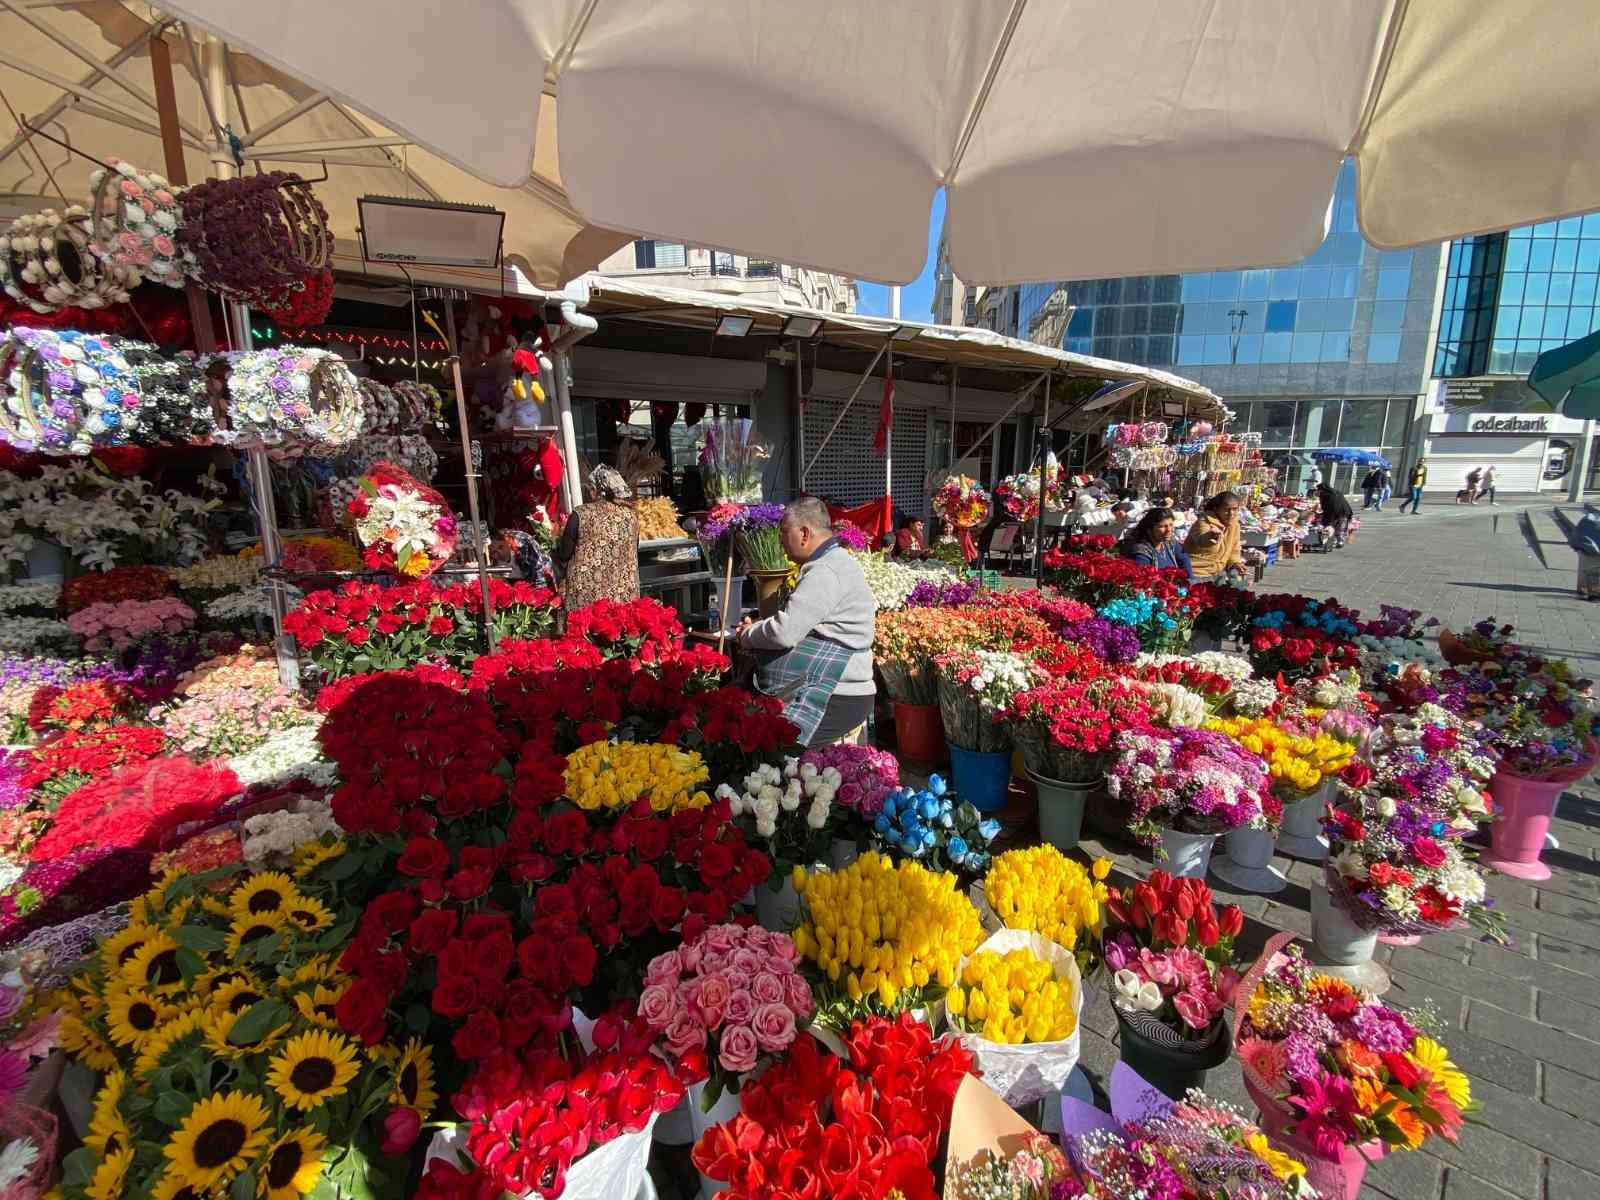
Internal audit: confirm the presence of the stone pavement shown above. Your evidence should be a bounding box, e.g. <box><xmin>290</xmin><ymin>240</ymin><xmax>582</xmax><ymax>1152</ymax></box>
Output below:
<box><xmin>1072</xmin><ymin>501</ymin><xmax>1600</xmax><ymax>1200</ymax></box>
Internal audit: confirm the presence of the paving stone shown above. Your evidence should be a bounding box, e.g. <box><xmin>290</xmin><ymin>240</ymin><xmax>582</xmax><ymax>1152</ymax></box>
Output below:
<box><xmin>1535</xmin><ymin>990</ymin><xmax>1600</xmax><ymax>1040</ymax></box>
<box><xmin>1439</xmin><ymin>1168</ymin><xmax>1522</xmax><ymax>1200</ymax></box>
<box><xmin>1383</xmin><ymin>953</ymin><xmax>1535</xmax><ymax>1017</ymax></box>
<box><xmin>1363</xmin><ymin>1146</ymin><xmax>1444</xmax><ymax>1200</ymax></box>
<box><xmin>1547</xmin><ymin>1159</ymin><xmax>1600</xmax><ymax>1200</ymax></box>
<box><xmin>1463</xmin><ymin>1074</ymin><xmax>1600</xmax><ymax>1176</ymax></box>
<box><xmin>1464</xmin><ymin>1000</ymin><xmax>1600</xmax><ymax>1082</ymax></box>
<box><xmin>1470</xmin><ymin>941</ymin><xmax>1595</xmax><ymax>1003</ymax></box>
<box><xmin>1423</xmin><ymin>1119</ymin><xmax>1545</xmax><ymax>1196</ymax></box>
<box><xmin>1533</xmin><ymin>931</ymin><xmax>1600</xmax><ymax>977</ymax></box>
<box><xmin>1478</xmin><ymin>902</ymin><xmax>1600</xmax><ymax>951</ymax></box>
<box><xmin>1437</xmin><ymin>1024</ymin><xmax>1540</xmax><ymax>1097</ymax></box>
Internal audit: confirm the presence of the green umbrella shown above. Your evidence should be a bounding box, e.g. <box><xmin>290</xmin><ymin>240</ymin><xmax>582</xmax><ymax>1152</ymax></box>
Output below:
<box><xmin>1528</xmin><ymin>329</ymin><xmax>1600</xmax><ymax>419</ymax></box>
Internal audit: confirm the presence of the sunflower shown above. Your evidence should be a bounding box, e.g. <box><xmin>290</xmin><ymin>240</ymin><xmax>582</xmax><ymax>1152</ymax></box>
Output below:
<box><xmin>291</xmin><ymin>985</ymin><xmax>343</xmax><ymax>1029</ymax></box>
<box><xmin>1244</xmin><ymin>1132</ymin><xmax>1305</xmax><ymax>1182</ymax></box>
<box><xmin>106</xmin><ymin>988</ymin><xmax>171</xmax><ymax>1048</ymax></box>
<box><xmin>260</xmin><ymin>1129</ymin><xmax>328</xmax><ymax>1200</ymax></box>
<box><xmin>200</xmin><ymin>895</ymin><xmax>234</xmax><ymax>919</ymax></box>
<box><xmin>151</xmin><ymin>1171</ymin><xmax>212</xmax><ymax>1200</ymax></box>
<box><xmin>122</xmin><ymin>931</ymin><xmax>185</xmax><ymax>993</ymax></box>
<box><xmin>84</xmin><ymin>1071</ymin><xmax>129</xmax><ymax>1157</ymax></box>
<box><xmin>58</xmin><ymin>1014</ymin><xmax>118</xmax><ymax>1072</ymax></box>
<box><xmin>223</xmin><ymin>910</ymin><xmax>287</xmax><ymax>959</ymax></box>
<box><xmin>287</xmin><ymin>956</ymin><xmax>343</xmax><ymax>986</ymax></box>
<box><xmin>134</xmin><ymin>1010</ymin><xmax>208</xmax><ymax>1077</ymax></box>
<box><xmin>1410</xmin><ymin>1036</ymin><xmax>1472</xmax><ymax>1109</ymax></box>
<box><xmin>266</xmin><ymin>1029</ymin><xmax>360</xmax><ymax>1111</ymax></box>
<box><xmin>84</xmin><ymin>1146</ymin><xmax>133</xmax><ymax>1200</ymax></box>
<box><xmin>209</xmin><ymin>979</ymin><xmax>267</xmax><ymax>1016</ymax></box>
<box><xmin>165</xmin><ymin>1092</ymin><xmax>272</xmax><ymax>1190</ymax></box>
<box><xmin>204</xmin><ymin>1009</ymin><xmax>289</xmax><ymax>1060</ymax></box>
<box><xmin>229</xmin><ymin>873</ymin><xmax>299</xmax><ymax>920</ymax></box>
<box><xmin>99</xmin><ymin>924</ymin><xmax>156</xmax><ymax>976</ymax></box>
<box><xmin>196</xmin><ymin>967</ymin><xmax>259</xmax><ymax>1001</ymax></box>
<box><xmin>388</xmin><ymin>1037</ymin><xmax>438</xmax><ymax>1116</ymax></box>
<box><xmin>283</xmin><ymin>896</ymin><xmax>334</xmax><ymax>933</ymax></box>
<box><xmin>291</xmin><ymin>838</ymin><xmax>346</xmax><ymax>879</ymax></box>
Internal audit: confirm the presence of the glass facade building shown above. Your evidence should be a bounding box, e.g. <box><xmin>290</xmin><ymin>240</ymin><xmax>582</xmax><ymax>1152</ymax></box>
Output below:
<box><xmin>1434</xmin><ymin>215</ymin><xmax>1600</xmax><ymax>379</ymax></box>
<box><xmin>1010</xmin><ymin>161</ymin><xmax>1443</xmax><ymax>488</ymax></box>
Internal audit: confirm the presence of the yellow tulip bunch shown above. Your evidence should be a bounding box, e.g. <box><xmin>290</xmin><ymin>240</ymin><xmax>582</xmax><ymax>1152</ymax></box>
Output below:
<box><xmin>946</xmin><ymin>948</ymin><xmax>1078</xmax><ymax>1044</ymax></box>
<box><xmin>1205</xmin><ymin>716</ymin><xmax>1354</xmax><ymax>796</ymax></box>
<box><xmin>792</xmin><ymin>852</ymin><xmax>983</xmax><ymax>1019</ymax></box>
<box><xmin>983</xmin><ymin>847</ymin><xmax>1109</xmax><ymax>962</ymax></box>
<box><xmin>563</xmin><ymin>742</ymin><xmax>711</xmax><ymax>813</ymax></box>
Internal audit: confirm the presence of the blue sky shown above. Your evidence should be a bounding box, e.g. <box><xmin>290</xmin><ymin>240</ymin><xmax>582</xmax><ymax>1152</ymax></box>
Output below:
<box><xmin>854</xmin><ymin>191</ymin><xmax>944</xmax><ymax>321</ymax></box>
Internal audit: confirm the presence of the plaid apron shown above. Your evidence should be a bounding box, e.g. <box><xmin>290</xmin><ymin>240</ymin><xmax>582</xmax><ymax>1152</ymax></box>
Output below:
<box><xmin>752</xmin><ymin>634</ymin><xmax>855</xmax><ymax>745</ymax></box>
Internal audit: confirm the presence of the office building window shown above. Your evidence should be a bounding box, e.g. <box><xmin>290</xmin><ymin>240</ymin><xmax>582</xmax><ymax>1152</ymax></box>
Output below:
<box><xmin>632</xmin><ymin>239</ymin><xmax>686</xmax><ymax>269</ymax></box>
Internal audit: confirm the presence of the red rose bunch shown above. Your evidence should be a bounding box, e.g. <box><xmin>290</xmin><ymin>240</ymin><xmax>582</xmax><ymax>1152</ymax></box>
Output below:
<box><xmin>1125</xmin><ymin>658</ymin><xmax>1235</xmax><ymax>704</ymax></box>
<box><xmin>318</xmin><ymin>667</ymin><xmax>513</xmax><ymax>834</ymax></box>
<box><xmin>563</xmin><ymin>596</ymin><xmax>684</xmax><ymax>664</ymax></box>
<box><xmin>1247</xmin><ymin>625</ymin><xmax>1360</xmax><ymax>684</ymax></box>
<box><xmin>1061</xmin><ymin>532</ymin><xmax>1117</xmax><ymax>555</ymax></box>
<box><xmin>415</xmin><ymin>1008</ymin><xmax>684</xmax><ymax>1200</ymax></box>
<box><xmin>60</xmin><ymin>564</ymin><xmax>172</xmax><ymax>613</ymax></box>
<box><xmin>20</xmin><ymin>724</ymin><xmax>168</xmax><ymax>801</ymax></box>
<box><xmin>692</xmin><ymin>1015</ymin><xmax>975</xmax><ymax>1200</ymax></box>
<box><xmin>29</xmin><ymin>753</ymin><xmax>241</xmax><ymax>861</ymax></box>
<box><xmin>285</xmin><ymin>577</ymin><xmax>559</xmax><ymax>678</ymax></box>
<box><xmin>26</xmin><ymin>678</ymin><xmax>133</xmax><ymax>734</ymax></box>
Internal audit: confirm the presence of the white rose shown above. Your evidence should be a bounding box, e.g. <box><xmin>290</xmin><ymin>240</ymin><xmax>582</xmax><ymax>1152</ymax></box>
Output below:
<box><xmin>756</xmin><ymin>817</ymin><xmax>776</xmax><ymax>838</ymax></box>
<box><xmin>1375</xmin><ymin>796</ymin><xmax>1397</xmax><ymax>818</ymax></box>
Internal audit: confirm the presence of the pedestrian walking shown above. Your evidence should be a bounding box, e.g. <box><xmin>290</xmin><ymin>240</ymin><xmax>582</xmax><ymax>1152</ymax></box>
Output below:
<box><xmin>1398</xmin><ymin>458</ymin><xmax>1427</xmax><ymax>513</ymax></box>
<box><xmin>1459</xmin><ymin>466</ymin><xmax>1483</xmax><ymax>504</ymax></box>
<box><xmin>1574</xmin><ymin>509</ymin><xmax>1600</xmax><ymax>601</ymax></box>
<box><xmin>1379</xmin><ymin>469</ymin><xmax>1393</xmax><ymax>509</ymax></box>
<box><xmin>1361</xmin><ymin>467</ymin><xmax>1383</xmax><ymax>510</ymax></box>
<box><xmin>1481</xmin><ymin>464</ymin><xmax>1498</xmax><ymax>505</ymax></box>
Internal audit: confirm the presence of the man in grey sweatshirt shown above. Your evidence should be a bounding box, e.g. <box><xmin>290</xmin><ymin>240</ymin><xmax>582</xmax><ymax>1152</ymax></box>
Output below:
<box><xmin>738</xmin><ymin>497</ymin><xmax>878</xmax><ymax>745</ymax></box>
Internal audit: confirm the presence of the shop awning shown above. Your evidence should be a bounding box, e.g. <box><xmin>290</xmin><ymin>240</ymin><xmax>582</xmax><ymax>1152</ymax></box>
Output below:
<box><xmin>163</xmin><ymin>0</ymin><xmax>1600</xmax><ymax>286</ymax></box>
<box><xmin>0</xmin><ymin>4</ymin><xmax>628</xmax><ymax>288</ymax></box>
<box><xmin>568</xmin><ymin>274</ymin><xmax>1227</xmax><ymax>419</ymax></box>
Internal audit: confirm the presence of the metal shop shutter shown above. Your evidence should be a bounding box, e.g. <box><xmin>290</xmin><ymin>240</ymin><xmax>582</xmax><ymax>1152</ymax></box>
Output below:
<box><xmin>1425</xmin><ymin>434</ymin><xmax>1543</xmax><ymax>492</ymax></box>
<box><xmin>802</xmin><ymin>398</ymin><xmax>929</xmax><ymax>517</ymax></box>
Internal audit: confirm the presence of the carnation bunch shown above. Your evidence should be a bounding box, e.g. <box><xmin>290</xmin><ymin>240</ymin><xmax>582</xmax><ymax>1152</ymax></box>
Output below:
<box><xmin>66</xmin><ymin>596</ymin><xmax>194</xmax><ymax>654</ymax></box>
<box><xmin>29</xmin><ymin>754</ymin><xmax>240</xmax><ymax>863</ymax></box>
<box><xmin>640</xmin><ymin>923</ymin><xmax>813</xmax><ymax>1105</ymax></box>
<box><xmin>1106</xmin><ymin>726</ymin><xmax>1269</xmax><ymax>847</ymax></box>
<box><xmin>60</xmin><ymin>565</ymin><xmax>171</xmax><ymax>613</ymax></box>
<box><xmin>872</xmin><ymin>607</ymin><xmax>982</xmax><ymax>703</ymax></box>
<box><xmin>239</xmin><ymin>796</ymin><xmax>340</xmax><ymax>865</ymax></box>
<box><xmin>935</xmin><ymin>646</ymin><xmax>1047</xmax><ymax>753</ymax></box>
<box><xmin>792</xmin><ymin>851</ymin><xmax>983</xmax><ymax>1024</ymax></box>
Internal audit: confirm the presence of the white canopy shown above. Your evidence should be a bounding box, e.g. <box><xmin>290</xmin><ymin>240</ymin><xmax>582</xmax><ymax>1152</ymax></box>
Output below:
<box><xmin>0</xmin><ymin>2</ymin><xmax>629</xmax><ymax>288</ymax></box>
<box><xmin>160</xmin><ymin>0</ymin><xmax>1600</xmax><ymax>286</ymax></box>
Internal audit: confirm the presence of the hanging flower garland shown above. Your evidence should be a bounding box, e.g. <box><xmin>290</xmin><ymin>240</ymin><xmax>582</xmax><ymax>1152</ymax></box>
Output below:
<box><xmin>114</xmin><ymin>339</ymin><xmax>216</xmax><ymax>444</ymax></box>
<box><xmin>357</xmin><ymin>378</ymin><xmax>400</xmax><ymax>432</ymax></box>
<box><xmin>86</xmin><ymin>160</ymin><xmax>192</xmax><ymax>288</ymax></box>
<box><xmin>179</xmin><ymin>172</ymin><xmax>332</xmax><ymax>308</ymax></box>
<box><xmin>391</xmin><ymin>380</ymin><xmax>441</xmax><ymax>430</ymax></box>
<box><xmin>0</xmin><ymin>327</ymin><xmax>142</xmax><ymax>455</ymax></box>
<box><xmin>211</xmin><ymin>347</ymin><xmax>362</xmax><ymax>452</ymax></box>
<box><xmin>0</xmin><ymin>208</ymin><xmax>138</xmax><ymax>315</ymax></box>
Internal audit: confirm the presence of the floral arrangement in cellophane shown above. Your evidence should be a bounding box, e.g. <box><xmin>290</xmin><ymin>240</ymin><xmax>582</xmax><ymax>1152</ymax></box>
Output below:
<box><xmin>933</xmin><ymin>474</ymin><xmax>992</xmax><ymax>530</ymax></box>
<box><xmin>346</xmin><ymin>461</ymin><xmax>459</xmax><ymax>579</ymax></box>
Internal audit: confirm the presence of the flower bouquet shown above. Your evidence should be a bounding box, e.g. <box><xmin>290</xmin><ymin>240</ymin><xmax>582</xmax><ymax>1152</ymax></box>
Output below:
<box><xmin>347</xmin><ymin>461</ymin><xmax>458</xmax><ymax>579</ymax></box>
<box><xmin>1206</xmin><ymin>715</ymin><xmax>1354</xmax><ymax>810</ymax></box>
<box><xmin>981</xmin><ymin>847</ymin><xmax>1108</xmax><ymax>977</ymax></box>
<box><xmin>65</xmin><ymin>597</ymin><xmax>195</xmax><ymax>656</ymax></box>
<box><xmin>729</xmin><ymin>502</ymin><xmax>789</xmax><ymax>573</ymax></box>
<box><xmin>1234</xmin><ymin>936</ymin><xmax>1472</xmax><ymax>1197</ymax></box>
<box><xmin>872</xmin><ymin>608</ymin><xmax>979</xmax><ymax>704</ymax></box>
<box><xmin>698</xmin><ymin>417</ymin><xmax>769</xmax><ymax>503</ymax></box>
<box><xmin>944</xmin><ymin>1079</ymin><xmax>1073</xmax><ymax>1200</ymax></box>
<box><xmin>1010</xmin><ymin>674</ymin><xmax>1159</xmax><ymax>783</ymax></box>
<box><xmin>994</xmin><ymin>469</ymin><xmax>1061</xmax><ymax>524</ymax></box>
<box><xmin>944</xmin><ymin>929</ymin><xmax>1083</xmax><ymax>1105</ymax></box>
<box><xmin>641</xmin><ymin>923</ymin><xmax>813</xmax><ymax>1111</ymax></box>
<box><xmin>692</xmin><ymin>1014</ymin><xmax>974</xmax><ymax>1200</ymax></box>
<box><xmin>791</xmin><ymin>851</ymin><xmax>983</xmax><ymax>1026</ymax></box>
<box><xmin>52</xmin><ymin>864</ymin><xmax>423</xmax><ymax>1200</ymax></box>
<box><xmin>933</xmin><ymin>474</ymin><xmax>992</xmax><ymax>530</ymax></box>
<box><xmin>870</xmin><ymin>775</ymin><xmax>1000</xmax><ymax>875</ymax></box>
<box><xmin>1438</xmin><ymin>617</ymin><xmax>1514</xmax><ymax>665</ymax></box>
<box><xmin>935</xmin><ymin>647</ymin><xmax>1046</xmax><ymax>753</ymax></box>
<box><xmin>1100</xmin><ymin>870</ymin><xmax>1245</xmax><ymax>1095</ymax></box>
<box><xmin>1059</xmin><ymin>1061</ymin><xmax>1312</xmax><ymax>1199</ymax></box>
<box><xmin>1105</xmin><ymin>727</ymin><xmax>1268</xmax><ymax>863</ymax></box>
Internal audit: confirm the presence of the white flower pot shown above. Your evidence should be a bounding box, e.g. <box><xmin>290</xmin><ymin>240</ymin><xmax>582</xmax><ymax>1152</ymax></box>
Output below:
<box><xmin>1210</xmin><ymin>824</ymin><xmax>1287</xmax><ymax>894</ymax></box>
<box><xmin>756</xmin><ymin>877</ymin><xmax>801</xmax><ymax>932</ymax></box>
<box><xmin>689</xmin><ymin>1079</ymin><xmax>743</xmax><ymax>1199</ymax></box>
<box><xmin>1310</xmin><ymin>882</ymin><xmax>1390</xmax><ymax>994</ymax></box>
<box><xmin>1156</xmin><ymin>827</ymin><xmax>1217</xmax><ymax>879</ymax></box>
<box><xmin>1277</xmin><ymin>780</ymin><xmax>1333</xmax><ymax>861</ymax></box>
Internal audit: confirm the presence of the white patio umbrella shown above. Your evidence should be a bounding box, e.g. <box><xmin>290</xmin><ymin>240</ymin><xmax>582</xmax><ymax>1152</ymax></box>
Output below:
<box><xmin>159</xmin><ymin>0</ymin><xmax>1600</xmax><ymax>285</ymax></box>
<box><xmin>0</xmin><ymin>1</ymin><xmax>628</xmax><ymax>287</ymax></box>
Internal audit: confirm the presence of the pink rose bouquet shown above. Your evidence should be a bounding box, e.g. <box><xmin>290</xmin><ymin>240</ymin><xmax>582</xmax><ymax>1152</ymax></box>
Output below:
<box><xmin>65</xmin><ymin>596</ymin><xmax>195</xmax><ymax>654</ymax></box>
<box><xmin>640</xmin><ymin>922</ymin><xmax>813</xmax><ymax>1109</ymax></box>
<box><xmin>799</xmin><ymin>743</ymin><xmax>899</xmax><ymax>819</ymax></box>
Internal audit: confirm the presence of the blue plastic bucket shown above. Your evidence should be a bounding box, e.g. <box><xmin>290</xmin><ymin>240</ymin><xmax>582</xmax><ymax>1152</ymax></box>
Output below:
<box><xmin>948</xmin><ymin>745</ymin><xmax>1012</xmax><ymax>812</ymax></box>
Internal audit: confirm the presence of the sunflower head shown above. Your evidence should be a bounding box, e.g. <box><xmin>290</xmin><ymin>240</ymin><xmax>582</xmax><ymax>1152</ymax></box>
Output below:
<box><xmin>99</xmin><ymin>924</ymin><xmax>157</xmax><ymax>978</ymax></box>
<box><xmin>265</xmin><ymin>1029</ymin><xmax>360</xmax><ymax>1111</ymax></box>
<box><xmin>291</xmin><ymin>838</ymin><xmax>346</xmax><ymax>880</ymax></box>
<box><xmin>84</xmin><ymin>1146</ymin><xmax>133</xmax><ymax>1200</ymax></box>
<box><xmin>229</xmin><ymin>872</ymin><xmax>299</xmax><ymax>921</ymax></box>
<box><xmin>209</xmin><ymin>978</ymin><xmax>268</xmax><ymax>1016</ymax></box>
<box><xmin>223</xmin><ymin>911</ymin><xmax>287</xmax><ymax>960</ymax></box>
<box><xmin>283</xmin><ymin>896</ymin><xmax>334</xmax><ymax>933</ymax></box>
<box><xmin>121</xmin><ymin>931</ymin><xmax>184</xmax><ymax>994</ymax></box>
<box><xmin>204</xmin><ymin>1008</ymin><xmax>290</xmax><ymax>1060</ymax></box>
<box><xmin>58</xmin><ymin>1013</ymin><xmax>119</xmax><ymax>1073</ymax></box>
<box><xmin>195</xmin><ymin>967</ymin><xmax>259</xmax><ymax>1001</ymax></box>
<box><xmin>164</xmin><ymin>1091</ymin><xmax>272</xmax><ymax>1190</ymax></box>
<box><xmin>105</xmin><ymin>988</ymin><xmax>172</xmax><ymax>1048</ymax></box>
<box><xmin>261</xmin><ymin>1129</ymin><xmax>328</xmax><ymax>1200</ymax></box>
<box><xmin>388</xmin><ymin>1037</ymin><xmax>438</xmax><ymax>1117</ymax></box>
<box><xmin>291</xmin><ymin>985</ymin><xmax>343</xmax><ymax>1029</ymax></box>
<box><xmin>84</xmin><ymin>1070</ymin><xmax>129</xmax><ymax>1157</ymax></box>
<box><xmin>133</xmin><ymin>1010</ymin><xmax>207</xmax><ymax>1078</ymax></box>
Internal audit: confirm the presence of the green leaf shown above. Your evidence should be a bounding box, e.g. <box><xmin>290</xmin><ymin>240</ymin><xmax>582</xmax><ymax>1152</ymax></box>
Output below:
<box><xmin>228</xmin><ymin>999</ymin><xmax>290</xmax><ymax>1046</ymax></box>
<box><xmin>323</xmin><ymin>851</ymin><xmax>365</xmax><ymax>882</ymax></box>
<box><xmin>62</xmin><ymin>1147</ymin><xmax>96</xmax><ymax>1187</ymax></box>
<box><xmin>405</xmin><ymin>1003</ymin><xmax>432</xmax><ymax>1034</ymax></box>
<box><xmin>172</xmin><ymin>924</ymin><xmax>228</xmax><ymax>953</ymax></box>
<box><xmin>153</xmin><ymin>1090</ymin><xmax>192</xmax><ymax>1127</ymax></box>
<box><xmin>175</xmin><ymin>946</ymin><xmax>207</xmax><ymax>985</ymax></box>
<box><xmin>231</xmin><ymin>1168</ymin><xmax>257</xmax><ymax>1200</ymax></box>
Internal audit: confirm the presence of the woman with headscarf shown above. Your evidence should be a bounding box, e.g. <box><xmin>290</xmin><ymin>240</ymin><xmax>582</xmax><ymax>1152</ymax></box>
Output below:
<box><xmin>1184</xmin><ymin>490</ymin><xmax>1248</xmax><ymax>584</ymax></box>
<box><xmin>1118</xmin><ymin>507</ymin><xmax>1192</xmax><ymax>577</ymax></box>
<box><xmin>554</xmin><ymin>464</ymin><xmax>640</xmax><ymax>612</ymax></box>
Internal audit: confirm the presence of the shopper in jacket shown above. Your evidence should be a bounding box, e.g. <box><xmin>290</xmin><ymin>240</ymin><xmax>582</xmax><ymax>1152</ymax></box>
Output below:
<box><xmin>1481</xmin><ymin>465</ymin><xmax>1498</xmax><ymax>505</ymax></box>
<box><xmin>1316</xmin><ymin>483</ymin><xmax>1355</xmax><ymax>548</ymax></box>
<box><xmin>1185</xmin><ymin>491</ymin><xmax>1248</xmax><ymax>584</ymax></box>
<box><xmin>1573</xmin><ymin>509</ymin><xmax>1600</xmax><ymax>600</ymax></box>
<box><xmin>738</xmin><ymin>497</ymin><xmax>877</xmax><ymax>745</ymax></box>
<box><xmin>1361</xmin><ymin>467</ymin><xmax>1383</xmax><ymax>510</ymax></box>
<box><xmin>1398</xmin><ymin>459</ymin><xmax>1428</xmax><ymax>514</ymax></box>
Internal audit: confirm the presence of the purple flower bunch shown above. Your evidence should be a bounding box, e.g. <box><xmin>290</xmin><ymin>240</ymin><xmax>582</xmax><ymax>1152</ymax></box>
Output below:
<box><xmin>831</xmin><ymin>522</ymin><xmax>871</xmax><ymax>552</ymax></box>
<box><xmin>904</xmin><ymin>577</ymin><xmax>979</xmax><ymax>608</ymax></box>
<box><xmin>1058</xmin><ymin>615</ymin><xmax>1143</xmax><ymax>664</ymax></box>
<box><xmin>0</xmin><ymin>844</ymin><xmax>151</xmax><ymax>948</ymax></box>
<box><xmin>798</xmin><ymin>742</ymin><xmax>899</xmax><ymax>818</ymax></box>
<box><xmin>1106</xmin><ymin>726</ymin><xmax>1268</xmax><ymax>846</ymax></box>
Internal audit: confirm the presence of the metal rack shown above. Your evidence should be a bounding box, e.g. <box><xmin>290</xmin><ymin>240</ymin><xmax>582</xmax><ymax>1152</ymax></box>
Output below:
<box><xmin>637</xmin><ymin>537</ymin><xmax>714</xmax><ymax>624</ymax></box>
